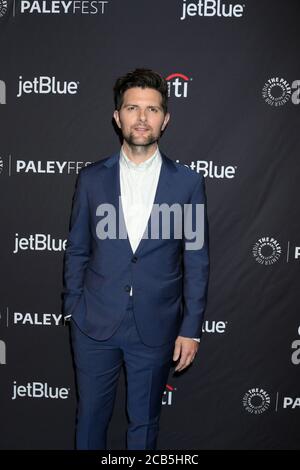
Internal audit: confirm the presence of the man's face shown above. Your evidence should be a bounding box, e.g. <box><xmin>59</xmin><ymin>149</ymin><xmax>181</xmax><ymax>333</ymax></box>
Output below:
<box><xmin>113</xmin><ymin>87</ymin><xmax>170</xmax><ymax>148</ymax></box>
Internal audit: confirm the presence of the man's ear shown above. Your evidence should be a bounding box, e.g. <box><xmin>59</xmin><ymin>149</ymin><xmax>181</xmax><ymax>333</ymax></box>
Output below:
<box><xmin>161</xmin><ymin>112</ymin><xmax>170</xmax><ymax>131</ymax></box>
<box><xmin>113</xmin><ymin>110</ymin><xmax>121</xmax><ymax>129</ymax></box>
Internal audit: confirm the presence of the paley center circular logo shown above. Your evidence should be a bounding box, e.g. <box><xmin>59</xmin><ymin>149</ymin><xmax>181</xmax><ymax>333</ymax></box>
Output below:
<box><xmin>0</xmin><ymin>0</ymin><xmax>8</xmax><ymax>18</ymax></box>
<box><xmin>252</xmin><ymin>237</ymin><xmax>281</xmax><ymax>265</ymax></box>
<box><xmin>262</xmin><ymin>77</ymin><xmax>292</xmax><ymax>107</ymax></box>
<box><xmin>243</xmin><ymin>388</ymin><xmax>271</xmax><ymax>414</ymax></box>
<box><xmin>0</xmin><ymin>157</ymin><xmax>4</xmax><ymax>174</ymax></box>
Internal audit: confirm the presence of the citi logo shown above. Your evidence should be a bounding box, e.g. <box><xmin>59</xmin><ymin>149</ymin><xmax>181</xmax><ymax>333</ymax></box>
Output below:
<box><xmin>0</xmin><ymin>80</ymin><xmax>6</xmax><ymax>104</ymax></box>
<box><xmin>13</xmin><ymin>233</ymin><xmax>67</xmax><ymax>254</ymax></box>
<box><xmin>202</xmin><ymin>320</ymin><xmax>227</xmax><ymax>334</ymax></box>
<box><xmin>166</xmin><ymin>73</ymin><xmax>191</xmax><ymax>98</ymax></box>
<box><xmin>162</xmin><ymin>384</ymin><xmax>176</xmax><ymax>406</ymax></box>
<box><xmin>17</xmin><ymin>1</ymin><xmax>109</xmax><ymax>15</ymax></box>
<box><xmin>262</xmin><ymin>77</ymin><xmax>300</xmax><ymax>107</ymax></box>
<box><xmin>0</xmin><ymin>340</ymin><xmax>6</xmax><ymax>365</ymax></box>
<box><xmin>0</xmin><ymin>1</ymin><xmax>8</xmax><ymax>18</ymax></box>
<box><xmin>12</xmin><ymin>381</ymin><xmax>70</xmax><ymax>400</ymax></box>
<box><xmin>180</xmin><ymin>0</ymin><xmax>245</xmax><ymax>21</ymax></box>
<box><xmin>176</xmin><ymin>159</ymin><xmax>237</xmax><ymax>179</ymax></box>
<box><xmin>17</xmin><ymin>75</ymin><xmax>79</xmax><ymax>98</ymax></box>
<box><xmin>291</xmin><ymin>326</ymin><xmax>300</xmax><ymax>366</ymax></box>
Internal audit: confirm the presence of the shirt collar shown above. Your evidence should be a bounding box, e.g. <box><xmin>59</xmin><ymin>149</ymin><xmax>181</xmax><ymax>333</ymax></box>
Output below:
<box><xmin>120</xmin><ymin>145</ymin><xmax>162</xmax><ymax>172</ymax></box>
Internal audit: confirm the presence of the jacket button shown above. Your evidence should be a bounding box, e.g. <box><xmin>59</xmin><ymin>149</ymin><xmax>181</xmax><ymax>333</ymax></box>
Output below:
<box><xmin>124</xmin><ymin>285</ymin><xmax>131</xmax><ymax>292</ymax></box>
<box><xmin>131</xmin><ymin>256</ymin><xmax>138</xmax><ymax>263</ymax></box>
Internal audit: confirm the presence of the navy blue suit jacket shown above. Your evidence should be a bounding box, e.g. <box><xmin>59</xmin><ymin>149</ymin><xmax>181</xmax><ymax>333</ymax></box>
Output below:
<box><xmin>63</xmin><ymin>151</ymin><xmax>209</xmax><ymax>347</ymax></box>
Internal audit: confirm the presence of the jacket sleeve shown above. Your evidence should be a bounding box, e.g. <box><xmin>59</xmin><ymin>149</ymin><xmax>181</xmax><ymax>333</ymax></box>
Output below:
<box><xmin>62</xmin><ymin>169</ymin><xmax>91</xmax><ymax>319</ymax></box>
<box><xmin>179</xmin><ymin>174</ymin><xmax>210</xmax><ymax>338</ymax></box>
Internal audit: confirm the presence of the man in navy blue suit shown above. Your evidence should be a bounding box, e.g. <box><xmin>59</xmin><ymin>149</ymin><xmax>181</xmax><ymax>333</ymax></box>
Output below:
<box><xmin>63</xmin><ymin>68</ymin><xmax>209</xmax><ymax>450</ymax></box>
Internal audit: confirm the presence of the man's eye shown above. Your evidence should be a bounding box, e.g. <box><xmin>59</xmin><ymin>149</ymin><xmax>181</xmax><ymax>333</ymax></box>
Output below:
<box><xmin>149</xmin><ymin>108</ymin><xmax>158</xmax><ymax>112</ymax></box>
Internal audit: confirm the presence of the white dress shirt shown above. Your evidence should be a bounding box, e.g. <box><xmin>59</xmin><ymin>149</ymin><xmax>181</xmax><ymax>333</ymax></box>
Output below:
<box><xmin>119</xmin><ymin>145</ymin><xmax>162</xmax><ymax>258</ymax></box>
<box><xmin>119</xmin><ymin>146</ymin><xmax>200</xmax><ymax>343</ymax></box>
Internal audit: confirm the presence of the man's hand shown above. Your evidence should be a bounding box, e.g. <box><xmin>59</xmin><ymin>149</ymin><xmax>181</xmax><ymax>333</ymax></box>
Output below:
<box><xmin>173</xmin><ymin>336</ymin><xmax>199</xmax><ymax>372</ymax></box>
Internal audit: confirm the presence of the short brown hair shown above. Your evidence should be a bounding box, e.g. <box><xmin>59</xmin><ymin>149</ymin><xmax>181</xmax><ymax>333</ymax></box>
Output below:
<box><xmin>113</xmin><ymin>68</ymin><xmax>168</xmax><ymax>114</ymax></box>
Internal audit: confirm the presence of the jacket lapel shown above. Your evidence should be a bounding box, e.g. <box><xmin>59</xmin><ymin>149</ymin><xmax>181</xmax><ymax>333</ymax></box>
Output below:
<box><xmin>135</xmin><ymin>152</ymin><xmax>175</xmax><ymax>256</ymax></box>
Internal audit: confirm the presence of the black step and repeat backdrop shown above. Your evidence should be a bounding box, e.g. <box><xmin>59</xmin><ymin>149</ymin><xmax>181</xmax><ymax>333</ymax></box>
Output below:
<box><xmin>0</xmin><ymin>0</ymin><xmax>299</xmax><ymax>450</ymax></box>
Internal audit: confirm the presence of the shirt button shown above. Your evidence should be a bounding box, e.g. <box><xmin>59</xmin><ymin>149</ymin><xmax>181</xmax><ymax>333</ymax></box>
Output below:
<box><xmin>124</xmin><ymin>285</ymin><xmax>131</xmax><ymax>292</ymax></box>
<box><xmin>131</xmin><ymin>256</ymin><xmax>138</xmax><ymax>263</ymax></box>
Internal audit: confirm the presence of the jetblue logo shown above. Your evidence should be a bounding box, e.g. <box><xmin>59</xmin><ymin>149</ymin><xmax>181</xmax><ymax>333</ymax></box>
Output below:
<box><xmin>12</xmin><ymin>381</ymin><xmax>70</xmax><ymax>400</ymax></box>
<box><xmin>13</xmin><ymin>233</ymin><xmax>67</xmax><ymax>254</ymax></box>
<box><xmin>202</xmin><ymin>320</ymin><xmax>227</xmax><ymax>334</ymax></box>
<box><xmin>17</xmin><ymin>75</ymin><xmax>79</xmax><ymax>98</ymax></box>
<box><xmin>176</xmin><ymin>159</ymin><xmax>237</xmax><ymax>179</ymax></box>
<box><xmin>180</xmin><ymin>0</ymin><xmax>245</xmax><ymax>20</ymax></box>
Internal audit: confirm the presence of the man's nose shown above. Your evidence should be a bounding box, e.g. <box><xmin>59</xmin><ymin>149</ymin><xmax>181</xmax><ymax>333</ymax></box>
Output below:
<box><xmin>138</xmin><ymin>109</ymin><xmax>147</xmax><ymax>121</ymax></box>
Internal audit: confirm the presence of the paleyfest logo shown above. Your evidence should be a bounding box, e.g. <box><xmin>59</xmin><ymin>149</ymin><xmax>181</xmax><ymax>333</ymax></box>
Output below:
<box><xmin>0</xmin><ymin>1</ymin><xmax>8</xmax><ymax>17</ymax></box>
<box><xmin>262</xmin><ymin>77</ymin><xmax>300</xmax><ymax>106</ymax></box>
<box><xmin>243</xmin><ymin>388</ymin><xmax>271</xmax><ymax>415</ymax></box>
<box><xmin>252</xmin><ymin>237</ymin><xmax>281</xmax><ymax>266</ymax></box>
<box><xmin>17</xmin><ymin>1</ymin><xmax>109</xmax><ymax>15</ymax></box>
